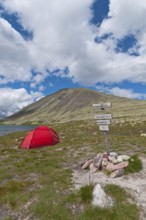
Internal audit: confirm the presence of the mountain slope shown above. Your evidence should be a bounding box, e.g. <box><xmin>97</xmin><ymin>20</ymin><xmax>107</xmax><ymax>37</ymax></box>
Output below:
<box><xmin>4</xmin><ymin>88</ymin><xmax>146</xmax><ymax>124</ymax></box>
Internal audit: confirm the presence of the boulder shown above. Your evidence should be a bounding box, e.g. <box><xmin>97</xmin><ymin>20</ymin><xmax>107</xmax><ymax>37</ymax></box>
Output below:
<box><xmin>108</xmin><ymin>155</ymin><xmax>117</xmax><ymax>163</ymax></box>
<box><xmin>89</xmin><ymin>163</ymin><xmax>97</xmax><ymax>173</ymax></box>
<box><xmin>103</xmin><ymin>152</ymin><xmax>108</xmax><ymax>159</ymax></box>
<box><xmin>118</xmin><ymin>155</ymin><xmax>130</xmax><ymax>161</ymax></box>
<box><xmin>81</xmin><ymin>159</ymin><xmax>93</xmax><ymax>169</ymax></box>
<box><xmin>92</xmin><ymin>183</ymin><xmax>114</xmax><ymax>208</ymax></box>
<box><xmin>110</xmin><ymin>152</ymin><xmax>118</xmax><ymax>157</ymax></box>
<box><xmin>93</xmin><ymin>153</ymin><xmax>103</xmax><ymax>170</ymax></box>
<box><xmin>111</xmin><ymin>157</ymin><xmax>123</xmax><ymax>164</ymax></box>
<box><xmin>102</xmin><ymin>159</ymin><xmax>109</xmax><ymax>167</ymax></box>
<box><xmin>110</xmin><ymin>168</ymin><xmax>125</xmax><ymax>178</ymax></box>
<box><xmin>106</xmin><ymin>161</ymin><xmax>129</xmax><ymax>172</ymax></box>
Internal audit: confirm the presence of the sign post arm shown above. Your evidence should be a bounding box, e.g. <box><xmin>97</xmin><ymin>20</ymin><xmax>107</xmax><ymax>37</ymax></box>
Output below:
<box><xmin>93</xmin><ymin>101</ymin><xmax>112</xmax><ymax>158</ymax></box>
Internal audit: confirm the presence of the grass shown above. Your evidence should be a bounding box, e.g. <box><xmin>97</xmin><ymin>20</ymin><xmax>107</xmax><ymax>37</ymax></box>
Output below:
<box><xmin>104</xmin><ymin>184</ymin><xmax>130</xmax><ymax>203</ymax></box>
<box><xmin>79</xmin><ymin>184</ymin><xmax>94</xmax><ymax>204</ymax></box>
<box><xmin>0</xmin><ymin>120</ymin><xmax>145</xmax><ymax>219</ymax></box>
<box><xmin>79</xmin><ymin>184</ymin><xmax>139</xmax><ymax>220</ymax></box>
<box><xmin>125</xmin><ymin>154</ymin><xmax>143</xmax><ymax>174</ymax></box>
<box><xmin>66</xmin><ymin>184</ymin><xmax>139</xmax><ymax>220</ymax></box>
<box><xmin>77</xmin><ymin>203</ymin><xmax>139</xmax><ymax>220</ymax></box>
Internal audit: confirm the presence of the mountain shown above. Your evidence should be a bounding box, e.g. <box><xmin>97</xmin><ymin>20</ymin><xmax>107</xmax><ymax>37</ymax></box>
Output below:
<box><xmin>3</xmin><ymin>88</ymin><xmax>146</xmax><ymax>125</ymax></box>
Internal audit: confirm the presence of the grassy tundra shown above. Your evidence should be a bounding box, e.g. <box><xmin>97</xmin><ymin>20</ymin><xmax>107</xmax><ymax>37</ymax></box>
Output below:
<box><xmin>0</xmin><ymin>120</ymin><xmax>145</xmax><ymax>220</ymax></box>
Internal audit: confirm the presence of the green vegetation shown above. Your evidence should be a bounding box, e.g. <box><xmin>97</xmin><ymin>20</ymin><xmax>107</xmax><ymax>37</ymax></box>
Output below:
<box><xmin>66</xmin><ymin>184</ymin><xmax>139</xmax><ymax>220</ymax></box>
<box><xmin>79</xmin><ymin>184</ymin><xmax>94</xmax><ymax>204</ymax></box>
<box><xmin>125</xmin><ymin>154</ymin><xmax>143</xmax><ymax>174</ymax></box>
<box><xmin>77</xmin><ymin>203</ymin><xmax>139</xmax><ymax>220</ymax></box>
<box><xmin>0</xmin><ymin>120</ymin><xmax>145</xmax><ymax>219</ymax></box>
<box><xmin>104</xmin><ymin>184</ymin><xmax>130</xmax><ymax>203</ymax></box>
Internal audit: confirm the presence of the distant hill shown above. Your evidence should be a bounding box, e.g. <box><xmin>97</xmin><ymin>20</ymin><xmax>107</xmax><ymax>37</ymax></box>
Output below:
<box><xmin>3</xmin><ymin>88</ymin><xmax>146</xmax><ymax>125</ymax></box>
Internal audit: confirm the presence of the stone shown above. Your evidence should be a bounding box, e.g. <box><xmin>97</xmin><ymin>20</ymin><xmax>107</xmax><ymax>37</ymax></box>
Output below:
<box><xmin>111</xmin><ymin>157</ymin><xmax>123</xmax><ymax>164</ymax></box>
<box><xmin>89</xmin><ymin>163</ymin><xmax>97</xmax><ymax>173</ymax></box>
<box><xmin>106</xmin><ymin>161</ymin><xmax>129</xmax><ymax>172</ymax></box>
<box><xmin>110</xmin><ymin>168</ymin><xmax>125</xmax><ymax>178</ymax></box>
<box><xmin>118</xmin><ymin>155</ymin><xmax>130</xmax><ymax>161</ymax></box>
<box><xmin>108</xmin><ymin>155</ymin><xmax>117</xmax><ymax>163</ymax></box>
<box><xmin>81</xmin><ymin>159</ymin><xmax>93</xmax><ymax>169</ymax></box>
<box><xmin>102</xmin><ymin>160</ymin><xmax>109</xmax><ymax>167</ymax></box>
<box><xmin>110</xmin><ymin>152</ymin><xmax>118</xmax><ymax>157</ymax></box>
<box><xmin>92</xmin><ymin>183</ymin><xmax>114</xmax><ymax>208</ymax></box>
<box><xmin>141</xmin><ymin>133</ymin><xmax>146</xmax><ymax>137</ymax></box>
<box><xmin>103</xmin><ymin>152</ymin><xmax>108</xmax><ymax>159</ymax></box>
<box><xmin>93</xmin><ymin>153</ymin><xmax>103</xmax><ymax>170</ymax></box>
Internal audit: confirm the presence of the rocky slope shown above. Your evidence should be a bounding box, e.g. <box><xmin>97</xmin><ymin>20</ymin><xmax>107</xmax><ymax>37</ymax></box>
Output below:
<box><xmin>3</xmin><ymin>88</ymin><xmax>146</xmax><ymax>124</ymax></box>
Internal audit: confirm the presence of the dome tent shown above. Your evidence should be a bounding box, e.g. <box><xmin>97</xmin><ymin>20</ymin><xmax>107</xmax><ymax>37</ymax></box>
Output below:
<box><xmin>20</xmin><ymin>125</ymin><xmax>59</xmax><ymax>149</ymax></box>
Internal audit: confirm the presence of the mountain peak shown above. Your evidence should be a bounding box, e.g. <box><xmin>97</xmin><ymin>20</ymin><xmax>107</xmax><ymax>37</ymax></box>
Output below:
<box><xmin>4</xmin><ymin>88</ymin><xmax>146</xmax><ymax>124</ymax></box>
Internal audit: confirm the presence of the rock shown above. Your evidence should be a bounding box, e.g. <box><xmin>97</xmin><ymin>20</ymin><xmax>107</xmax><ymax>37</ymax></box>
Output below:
<box><xmin>89</xmin><ymin>163</ymin><xmax>97</xmax><ymax>173</ymax></box>
<box><xmin>103</xmin><ymin>152</ymin><xmax>108</xmax><ymax>158</ymax></box>
<box><xmin>103</xmin><ymin>152</ymin><xmax>108</xmax><ymax>159</ymax></box>
<box><xmin>93</xmin><ymin>153</ymin><xmax>103</xmax><ymax>170</ymax></box>
<box><xmin>110</xmin><ymin>152</ymin><xmax>118</xmax><ymax>157</ymax></box>
<box><xmin>108</xmin><ymin>156</ymin><xmax>117</xmax><ymax>163</ymax></box>
<box><xmin>110</xmin><ymin>168</ymin><xmax>125</xmax><ymax>178</ymax></box>
<box><xmin>106</xmin><ymin>161</ymin><xmax>129</xmax><ymax>172</ymax></box>
<box><xmin>112</xmin><ymin>158</ymin><xmax>123</xmax><ymax>164</ymax></box>
<box><xmin>102</xmin><ymin>160</ymin><xmax>109</xmax><ymax>167</ymax></box>
<box><xmin>81</xmin><ymin>159</ymin><xmax>93</xmax><ymax>169</ymax></box>
<box><xmin>103</xmin><ymin>157</ymin><xmax>108</xmax><ymax>161</ymax></box>
<box><xmin>118</xmin><ymin>155</ymin><xmax>130</xmax><ymax>161</ymax></box>
<box><xmin>92</xmin><ymin>183</ymin><xmax>114</xmax><ymax>208</ymax></box>
<box><xmin>141</xmin><ymin>133</ymin><xmax>146</xmax><ymax>137</ymax></box>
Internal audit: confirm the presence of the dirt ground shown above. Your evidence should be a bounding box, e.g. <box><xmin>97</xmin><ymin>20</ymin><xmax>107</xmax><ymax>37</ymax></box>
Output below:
<box><xmin>72</xmin><ymin>156</ymin><xmax>146</xmax><ymax>220</ymax></box>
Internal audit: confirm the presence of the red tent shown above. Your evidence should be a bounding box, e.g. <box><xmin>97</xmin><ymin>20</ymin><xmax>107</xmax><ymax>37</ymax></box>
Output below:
<box><xmin>20</xmin><ymin>125</ymin><xmax>59</xmax><ymax>149</ymax></box>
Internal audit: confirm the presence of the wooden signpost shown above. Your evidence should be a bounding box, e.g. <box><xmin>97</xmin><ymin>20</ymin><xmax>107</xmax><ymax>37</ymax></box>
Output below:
<box><xmin>99</xmin><ymin>125</ymin><xmax>109</xmax><ymax>131</ymax></box>
<box><xmin>92</xmin><ymin>102</ymin><xmax>112</xmax><ymax>156</ymax></box>
<box><xmin>92</xmin><ymin>102</ymin><xmax>111</xmax><ymax>109</ymax></box>
<box><xmin>94</xmin><ymin>114</ymin><xmax>112</xmax><ymax>120</ymax></box>
<box><xmin>96</xmin><ymin>119</ymin><xmax>111</xmax><ymax>125</ymax></box>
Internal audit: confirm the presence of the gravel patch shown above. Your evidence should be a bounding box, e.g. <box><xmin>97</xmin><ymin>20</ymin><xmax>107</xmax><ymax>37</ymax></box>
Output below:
<box><xmin>72</xmin><ymin>156</ymin><xmax>146</xmax><ymax>220</ymax></box>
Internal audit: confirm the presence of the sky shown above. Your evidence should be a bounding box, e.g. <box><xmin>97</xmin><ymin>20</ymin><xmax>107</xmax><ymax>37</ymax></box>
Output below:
<box><xmin>0</xmin><ymin>0</ymin><xmax>146</xmax><ymax>118</ymax></box>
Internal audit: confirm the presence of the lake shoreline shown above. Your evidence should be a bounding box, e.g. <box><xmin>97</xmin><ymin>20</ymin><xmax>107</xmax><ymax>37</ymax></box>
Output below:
<box><xmin>0</xmin><ymin>125</ymin><xmax>35</xmax><ymax>136</ymax></box>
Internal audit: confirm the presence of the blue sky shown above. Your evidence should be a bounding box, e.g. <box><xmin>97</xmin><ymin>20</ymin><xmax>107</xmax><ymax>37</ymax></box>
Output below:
<box><xmin>0</xmin><ymin>0</ymin><xmax>146</xmax><ymax>118</ymax></box>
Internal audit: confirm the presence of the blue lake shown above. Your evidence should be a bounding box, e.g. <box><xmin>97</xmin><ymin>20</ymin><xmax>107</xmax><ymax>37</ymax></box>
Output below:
<box><xmin>0</xmin><ymin>125</ymin><xmax>36</xmax><ymax>136</ymax></box>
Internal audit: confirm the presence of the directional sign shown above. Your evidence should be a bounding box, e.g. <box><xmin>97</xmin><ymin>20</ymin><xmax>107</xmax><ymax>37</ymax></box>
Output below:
<box><xmin>94</xmin><ymin>114</ymin><xmax>112</xmax><ymax>120</ymax></box>
<box><xmin>92</xmin><ymin>102</ymin><xmax>111</xmax><ymax>109</ymax></box>
<box><xmin>93</xmin><ymin>101</ymin><xmax>112</xmax><ymax>156</ymax></box>
<box><xmin>99</xmin><ymin>125</ymin><xmax>109</xmax><ymax>131</ymax></box>
<box><xmin>96</xmin><ymin>119</ymin><xmax>111</xmax><ymax>125</ymax></box>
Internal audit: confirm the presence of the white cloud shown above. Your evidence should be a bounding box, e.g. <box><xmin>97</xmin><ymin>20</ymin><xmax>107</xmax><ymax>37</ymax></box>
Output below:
<box><xmin>48</xmin><ymin>82</ymin><xmax>54</xmax><ymax>87</ymax></box>
<box><xmin>30</xmin><ymin>82</ymin><xmax>36</xmax><ymax>89</ymax></box>
<box><xmin>0</xmin><ymin>0</ymin><xmax>146</xmax><ymax>86</ymax></box>
<box><xmin>0</xmin><ymin>88</ymin><xmax>29</xmax><ymax>118</ymax></box>
<box><xmin>96</xmin><ymin>85</ymin><xmax>146</xmax><ymax>99</ymax></box>
<box><xmin>0</xmin><ymin>18</ymin><xmax>32</xmax><ymax>83</ymax></box>
<box><xmin>0</xmin><ymin>0</ymin><xmax>146</xmax><ymax>117</ymax></box>
<box><xmin>99</xmin><ymin>0</ymin><xmax>146</xmax><ymax>38</ymax></box>
<box><xmin>30</xmin><ymin>90</ymin><xmax>44</xmax><ymax>100</ymax></box>
<box><xmin>0</xmin><ymin>88</ymin><xmax>43</xmax><ymax>118</ymax></box>
<box><xmin>32</xmin><ymin>73</ymin><xmax>46</xmax><ymax>84</ymax></box>
<box><xmin>110</xmin><ymin>87</ymin><xmax>146</xmax><ymax>99</ymax></box>
<box><xmin>38</xmin><ymin>85</ymin><xmax>45</xmax><ymax>92</ymax></box>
